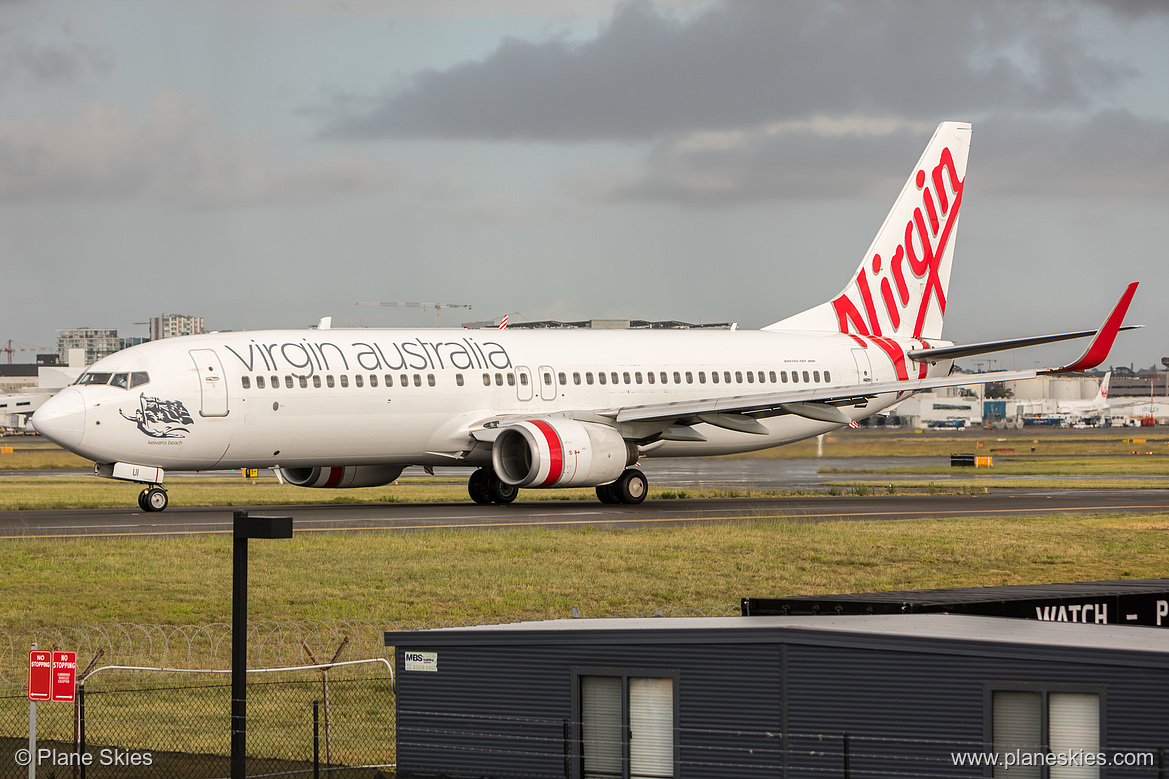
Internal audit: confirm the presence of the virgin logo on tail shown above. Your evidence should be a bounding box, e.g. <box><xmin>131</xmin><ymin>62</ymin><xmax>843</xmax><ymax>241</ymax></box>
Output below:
<box><xmin>832</xmin><ymin>146</ymin><xmax>964</xmax><ymax>341</ymax></box>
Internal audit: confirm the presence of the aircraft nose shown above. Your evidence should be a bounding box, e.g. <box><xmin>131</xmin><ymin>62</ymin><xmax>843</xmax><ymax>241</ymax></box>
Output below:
<box><xmin>31</xmin><ymin>388</ymin><xmax>87</xmax><ymax>450</ymax></box>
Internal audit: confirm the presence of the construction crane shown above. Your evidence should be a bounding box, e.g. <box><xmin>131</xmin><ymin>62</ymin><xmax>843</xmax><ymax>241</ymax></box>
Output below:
<box><xmin>3</xmin><ymin>340</ymin><xmax>50</xmax><ymax>364</ymax></box>
<box><xmin>356</xmin><ymin>301</ymin><xmax>472</xmax><ymax>327</ymax></box>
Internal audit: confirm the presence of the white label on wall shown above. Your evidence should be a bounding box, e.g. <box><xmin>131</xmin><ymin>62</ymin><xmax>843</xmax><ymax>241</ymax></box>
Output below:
<box><xmin>404</xmin><ymin>651</ymin><xmax>438</xmax><ymax>672</ymax></box>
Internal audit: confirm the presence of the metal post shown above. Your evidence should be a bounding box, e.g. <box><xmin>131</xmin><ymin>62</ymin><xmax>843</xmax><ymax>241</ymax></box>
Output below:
<box><xmin>843</xmin><ymin>731</ymin><xmax>850</xmax><ymax>779</ymax></box>
<box><xmin>28</xmin><ymin>642</ymin><xmax>36</xmax><ymax>779</ymax></box>
<box><xmin>78</xmin><ymin>685</ymin><xmax>86</xmax><ymax>779</ymax></box>
<box><xmin>231</xmin><ymin>510</ymin><xmax>293</xmax><ymax>779</ymax></box>
<box><xmin>232</xmin><ymin>520</ymin><xmax>248</xmax><ymax>779</ymax></box>
<box><xmin>313</xmin><ymin>701</ymin><xmax>320</xmax><ymax>779</ymax></box>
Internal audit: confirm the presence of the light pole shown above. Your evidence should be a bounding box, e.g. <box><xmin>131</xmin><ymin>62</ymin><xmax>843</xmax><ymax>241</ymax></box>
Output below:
<box><xmin>232</xmin><ymin>510</ymin><xmax>293</xmax><ymax>779</ymax></box>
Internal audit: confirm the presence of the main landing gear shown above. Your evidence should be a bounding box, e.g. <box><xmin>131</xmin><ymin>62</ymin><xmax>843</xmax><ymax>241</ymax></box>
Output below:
<box><xmin>595</xmin><ymin>468</ymin><xmax>648</xmax><ymax>505</ymax></box>
<box><xmin>468</xmin><ymin>468</ymin><xmax>519</xmax><ymax>505</ymax></box>
<box><xmin>137</xmin><ymin>485</ymin><xmax>169</xmax><ymax>513</ymax></box>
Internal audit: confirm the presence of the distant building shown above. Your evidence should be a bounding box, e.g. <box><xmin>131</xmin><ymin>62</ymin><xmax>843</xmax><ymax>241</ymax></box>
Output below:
<box><xmin>56</xmin><ymin>328</ymin><xmax>128</xmax><ymax>366</ymax></box>
<box><xmin>150</xmin><ymin>313</ymin><xmax>204</xmax><ymax>341</ymax></box>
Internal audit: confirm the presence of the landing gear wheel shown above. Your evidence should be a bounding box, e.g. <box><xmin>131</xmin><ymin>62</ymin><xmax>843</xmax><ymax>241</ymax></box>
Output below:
<box><xmin>139</xmin><ymin>486</ymin><xmax>169</xmax><ymax>512</ymax></box>
<box><xmin>468</xmin><ymin>469</ymin><xmax>493</xmax><ymax>505</ymax></box>
<box><xmin>595</xmin><ymin>482</ymin><xmax>621</xmax><ymax>504</ymax></box>
<box><xmin>614</xmin><ymin>469</ymin><xmax>648</xmax><ymax>505</ymax></box>
<box><xmin>486</xmin><ymin>472</ymin><xmax>519</xmax><ymax>505</ymax></box>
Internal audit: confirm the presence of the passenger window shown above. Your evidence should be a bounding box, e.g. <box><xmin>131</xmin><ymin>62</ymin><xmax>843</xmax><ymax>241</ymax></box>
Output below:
<box><xmin>712</xmin><ymin>371</ymin><xmax>719</xmax><ymax>384</ymax></box>
<box><xmin>803</xmin><ymin>371</ymin><xmax>811</xmax><ymax>383</ymax></box>
<box><xmin>507</xmin><ymin>373</ymin><xmax>516</xmax><ymax>386</ymax></box>
<box><xmin>586</xmin><ymin>372</ymin><xmax>594</xmax><ymax>385</ymax></box>
<box><xmin>495</xmin><ymin>373</ymin><xmax>504</xmax><ymax>386</ymax></box>
<box><xmin>241</xmin><ymin>376</ymin><xmax>251</xmax><ymax>390</ymax></box>
<box><xmin>698</xmin><ymin>371</ymin><xmax>706</xmax><ymax>384</ymax></box>
<box><xmin>428</xmin><ymin>374</ymin><xmax>435</xmax><ymax>387</ymax></box>
<box><xmin>813</xmin><ymin>371</ymin><xmax>821</xmax><ymax>382</ymax></box>
<box><xmin>456</xmin><ymin>374</ymin><xmax>464</xmax><ymax>386</ymax></box>
<box><xmin>355</xmin><ymin>375</ymin><xmax>364</xmax><ymax>388</ymax></box>
<box><xmin>327</xmin><ymin>375</ymin><xmax>335</xmax><ymax>388</ymax></box>
<box><xmin>635</xmin><ymin>372</ymin><xmax>643</xmax><ymax>384</ymax></box>
<box><xmin>339</xmin><ymin>375</ymin><xmax>349</xmax><ymax>388</ymax></box>
<box><xmin>769</xmin><ymin>371</ymin><xmax>777</xmax><ymax>383</ymax></box>
<box><xmin>686</xmin><ymin>371</ymin><xmax>693</xmax><ymax>384</ymax></box>
<box><xmin>271</xmin><ymin>376</ymin><xmax>279</xmax><ymax>389</ymax></box>
<box><xmin>483</xmin><ymin>373</ymin><xmax>492</xmax><ymax>387</ymax></box>
<box><xmin>611</xmin><ymin>372</ymin><xmax>618</xmax><ymax>385</ymax></box>
<box><xmin>735</xmin><ymin>371</ymin><xmax>743</xmax><ymax>383</ymax></box>
<box><xmin>824</xmin><ymin>370</ymin><xmax>831</xmax><ymax>382</ymax></box>
<box><xmin>781</xmin><ymin>371</ymin><xmax>788</xmax><ymax>383</ymax></box>
<box><xmin>130</xmin><ymin>372</ymin><xmax>150</xmax><ymax>388</ymax></box>
<box><xmin>723</xmin><ymin>371</ymin><xmax>731</xmax><ymax>383</ymax></box>
<box><xmin>313</xmin><ymin>376</ymin><xmax>321</xmax><ymax>389</ymax></box>
<box><xmin>757</xmin><ymin>371</ymin><xmax>765</xmax><ymax>383</ymax></box>
<box><xmin>791</xmin><ymin>371</ymin><xmax>799</xmax><ymax>384</ymax></box>
<box><xmin>673</xmin><ymin>371</ymin><xmax>681</xmax><ymax>384</ymax></box>
<box><xmin>660</xmin><ymin>372</ymin><xmax>668</xmax><ymax>384</ymax></box>
<box><xmin>299</xmin><ymin>376</ymin><xmax>308</xmax><ymax>388</ymax></box>
<box><xmin>370</xmin><ymin>375</ymin><xmax>378</xmax><ymax>388</ymax></box>
<box><xmin>573</xmin><ymin>372</ymin><xmax>581</xmax><ymax>385</ymax></box>
<box><xmin>414</xmin><ymin>374</ymin><xmax>422</xmax><ymax>387</ymax></box>
<box><xmin>401</xmin><ymin>374</ymin><xmax>409</xmax><ymax>387</ymax></box>
<box><xmin>385</xmin><ymin>375</ymin><xmax>393</xmax><ymax>387</ymax></box>
<box><xmin>286</xmin><ymin>376</ymin><xmax>294</xmax><ymax>389</ymax></box>
<box><xmin>559</xmin><ymin>372</ymin><xmax>567</xmax><ymax>385</ymax></box>
<box><xmin>544</xmin><ymin>372</ymin><xmax>552</xmax><ymax>385</ymax></box>
<box><xmin>520</xmin><ymin>373</ymin><xmax>529</xmax><ymax>386</ymax></box>
<box><xmin>257</xmin><ymin>376</ymin><xmax>266</xmax><ymax>389</ymax></box>
<box><xmin>598</xmin><ymin>372</ymin><xmax>606</xmax><ymax>385</ymax></box>
<box><xmin>746</xmin><ymin>371</ymin><xmax>754</xmax><ymax>383</ymax></box>
<box><xmin>623</xmin><ymin>372</ymin><xmax>631</xmax><ymax>384</ymax></box>
<box><xmin>647</xmin><ymin>372</ymin><xmax>655</xmax><ymax>385</ymax></box>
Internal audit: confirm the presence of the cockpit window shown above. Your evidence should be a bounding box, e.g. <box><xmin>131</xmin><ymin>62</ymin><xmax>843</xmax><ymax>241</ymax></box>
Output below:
<box><xmin>110</xmin><ymin>373</ymin><xmax>129</xmax><ymax>389</ymax></box>
<box><xmin>130</xmin><ymin>372</ymin><xmax>150</xmax><ymax>388</ymax></box>
<box><xmin>76</xmin><ymin>372</ymin><xmax>112</xmax><ymax>386</ymax></box>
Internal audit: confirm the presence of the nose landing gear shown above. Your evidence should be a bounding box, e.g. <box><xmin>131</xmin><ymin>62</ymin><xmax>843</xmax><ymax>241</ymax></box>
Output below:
<box><xmin>137</xmin><ymin>485</ymin><xmax>169</xmax><ymax>513</ymax></box>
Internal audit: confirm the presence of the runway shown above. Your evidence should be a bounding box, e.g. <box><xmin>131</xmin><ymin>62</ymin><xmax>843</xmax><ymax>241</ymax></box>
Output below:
<box><xmin>3</xmin><ymin>488</ymin><xmax>1168</xmax><ymax>540</ymax></box>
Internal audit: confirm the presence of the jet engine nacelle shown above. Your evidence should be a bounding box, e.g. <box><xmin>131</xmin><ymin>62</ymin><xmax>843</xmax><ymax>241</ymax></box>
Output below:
<box><xmin>492</xmin><ymin>419</ymin><xmax>637</xmax><ymax>488</ymax></box>
<box><xmin>279</xmin><ymin>465</ymin><xmax>404</xmax><ymax>489</ymax></box>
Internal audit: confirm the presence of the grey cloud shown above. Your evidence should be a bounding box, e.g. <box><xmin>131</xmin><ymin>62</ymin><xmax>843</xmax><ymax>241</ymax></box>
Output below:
<box><xmin>605</xmin><ymin>111</ymin><xmax>1169</xmax><ymax>206</ymax></box>
<box><xmin>0</xmin><ymin>31</ymin><xmax>114</xmax><ymax>89</ymax></box>
<box><xmin>322</xmin><ymin>0</ymin><xmax>1130</xmax><ymax>142</ymax></box>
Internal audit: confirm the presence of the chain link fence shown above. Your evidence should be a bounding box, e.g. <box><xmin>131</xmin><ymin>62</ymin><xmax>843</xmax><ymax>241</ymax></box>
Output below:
<box><xmin>0</xmin><ymin>607</ymin><xmax>741</xmax><ymax>778</ymax></box>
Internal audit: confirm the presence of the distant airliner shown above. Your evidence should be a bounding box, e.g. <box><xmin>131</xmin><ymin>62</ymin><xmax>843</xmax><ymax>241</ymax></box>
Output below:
<box><xmin>33</xmin><ymin>122</ymin><xmax>1138</xmax><ymax>512</ymax></box>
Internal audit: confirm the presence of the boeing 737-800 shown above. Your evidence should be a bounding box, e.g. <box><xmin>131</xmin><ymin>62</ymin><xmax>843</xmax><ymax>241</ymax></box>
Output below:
<box><xmin>32</xmin><ymin>122</ymin><xmax>1138</xmax><ymax>512</ymax></box>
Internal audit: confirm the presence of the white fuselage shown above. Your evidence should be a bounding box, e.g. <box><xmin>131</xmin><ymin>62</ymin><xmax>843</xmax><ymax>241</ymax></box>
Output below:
<box><xmin>34</xmin><ymin>326</ymin><xmax>952</xmax><ymax>472</ymax></box>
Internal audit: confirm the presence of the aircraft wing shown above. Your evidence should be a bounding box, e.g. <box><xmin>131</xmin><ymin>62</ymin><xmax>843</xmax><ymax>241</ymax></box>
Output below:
<box><xmin>615</xmin><ymin>282</ymin><xmax>1139</xmax><ymax>430</ymax></box>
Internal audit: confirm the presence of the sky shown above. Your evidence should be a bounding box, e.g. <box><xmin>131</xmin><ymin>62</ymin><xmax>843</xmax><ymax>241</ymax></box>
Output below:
<box><xmin>1</xmin><ymin>0</ymin><xmax>1167</xmax><ymax>370</ymax></box>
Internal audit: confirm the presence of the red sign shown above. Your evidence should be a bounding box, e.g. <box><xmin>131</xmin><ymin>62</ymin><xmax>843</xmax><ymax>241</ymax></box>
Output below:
<box><xmin>52</xmin><ymin>652</ymin><xmax>77</xmax><ymax>702</ymax></box>
<box><xmin>28</xmin><ymin>650</ymin><xmax>76</xmax><ymax>702</ymax></box>
<box><xmin>28</xmin><ymin>650</ymin><xmax>52</xmax><ymax>701</ymax></box>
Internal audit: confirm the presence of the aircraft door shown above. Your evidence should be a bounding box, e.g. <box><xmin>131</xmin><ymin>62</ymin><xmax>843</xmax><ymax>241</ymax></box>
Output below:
<box><xmin>515</xmin><ymin>366</ymin><xmax>534</xmax><ymax>402</ymax></box>
<box><xmin>851</xmin><ymin>348</ymin><xmax>873</xmax><ymax>383</ymax></box>
<box><xmin>538</xmin><ymin>366</ymin><xmax>556</xmax><ymax>401</ymax></box>
<box><xmin>189</xmin><ymin>349</ymin><xmax>230</xmax><ymax>417</ymax></box>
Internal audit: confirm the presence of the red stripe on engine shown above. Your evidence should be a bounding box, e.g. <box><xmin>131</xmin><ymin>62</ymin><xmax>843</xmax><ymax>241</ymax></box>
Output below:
<box><xmin>323</xmin><ymin>467</ymin><xmax>345</xmax><ymax>488</ymax></box>
<box><xmin>529</xmin><ymin>420</ymin><xmax>563</xmax><ymax>487</ymax></box>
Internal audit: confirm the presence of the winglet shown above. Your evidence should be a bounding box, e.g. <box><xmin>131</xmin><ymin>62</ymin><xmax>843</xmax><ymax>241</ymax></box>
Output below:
<box><xmin>1048</xmin><ymin>282</ymin><xmax>1138</xmax><ymax>373</ymax></box>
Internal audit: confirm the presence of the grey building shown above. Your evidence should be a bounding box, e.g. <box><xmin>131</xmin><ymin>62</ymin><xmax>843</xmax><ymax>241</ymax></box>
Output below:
<box><xmin>385</xmin><ymin>614</ymin><xmax>1169</xmax><ymax>779</ymax></box>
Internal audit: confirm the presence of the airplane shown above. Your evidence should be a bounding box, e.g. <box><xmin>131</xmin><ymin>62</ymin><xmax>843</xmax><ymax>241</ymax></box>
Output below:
<box><xmin>32</xmin><ymin>121</ymin><xmax>1140</xmax><ymax>512</ymax></box>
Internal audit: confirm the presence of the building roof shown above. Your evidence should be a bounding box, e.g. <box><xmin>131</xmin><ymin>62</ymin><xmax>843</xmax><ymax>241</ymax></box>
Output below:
<box><xmin>385</xmin><ymin>613</ymin><xmax>1169</xmax><ymax>667</ymax></box>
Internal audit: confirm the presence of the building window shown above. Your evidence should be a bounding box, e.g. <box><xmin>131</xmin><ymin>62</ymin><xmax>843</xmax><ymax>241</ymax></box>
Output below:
<box><xmin>578</xmin><ymin>672</ymin><xmax>676</xmax><ymax>779</ymax></box>
<box><xmin>991</xmin><ymin>689</ymin><xmax>1101</xmax><ymax>779</ymax></box>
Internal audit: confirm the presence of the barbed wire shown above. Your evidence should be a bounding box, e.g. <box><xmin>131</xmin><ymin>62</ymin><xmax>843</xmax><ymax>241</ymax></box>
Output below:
<box><xmin>0</xmin><ymin>603</ymin><xmax>740</xmax><ymax>685</ymax></box>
